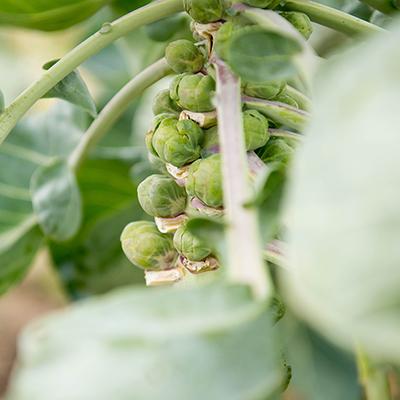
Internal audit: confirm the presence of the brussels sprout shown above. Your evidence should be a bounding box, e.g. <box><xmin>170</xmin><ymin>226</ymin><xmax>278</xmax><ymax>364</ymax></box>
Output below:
<box><xmin>138</xmin><ymin>174</ymin><xmax>187</xmax><ymax>218</ymax></box>
<box><xmin>243</xmin><ymin>109</ymin><xmax>270</xmax><ymax>150</ymax></box>
<box><xmin>120</xmin><ymin>221</ymin><xmax>178</xmax><ymax>270</ymax></box>
<box><xmin>183</xmin><ymin>0</ymin><xmax>224</xmax><ymax>23</ymax></box>
<box><xmin>151</xmin><ymin>115</ymin><xmax>204</xmax><ymax>167</ymax></box>
<box><xmin>186</xmin><ymin>154</ymin><xmax>223</xmax><ymax>208</ymax></box>
<box><xmin>146</xmin><ymin>113</ymin><xmax>176</xmax><ymax>157</ymax></box>
<box><xmin>280</xmin><ymin>12</ymin><xmax>313</xmax><ymax>39</ymax></box>
<box><xmin>243</xmin><ymin>80</ymin><xmax>286</xmax><ymax>100</ymax></box>
<box><xmin>170</xmin><ymin>73</ymin><xmax>216</xmax><ymax>112</ymax></box>
<box><xmin>201</xmin><ymin>126</ymin><xmax>220</xmax><ymax>157</ymax></box>
<box><xmin>256</xmin><ymin>137</ymin><xmax>295</xmax><ymax>165</ymax></box>
<box><xmin>152</xmin><ymin>90</ymin><xmax>181</xmax><ymax>115</ymax></box>
<box><xmin>165</xmin><ymin>39</ymin><xmax>205</xmax><ymax>73</ymax></box>
<box><xmin>173</xmin><ymin>223</ymin><xmax>212</xmax><ymax>261</ymax></box>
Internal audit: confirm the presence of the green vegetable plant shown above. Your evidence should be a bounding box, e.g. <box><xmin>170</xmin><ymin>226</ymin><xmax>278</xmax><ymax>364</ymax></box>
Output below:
<box><xmin>0</xmin><ymin>0</ymin><xmax>399</xmax><ymax>399</ymax></box>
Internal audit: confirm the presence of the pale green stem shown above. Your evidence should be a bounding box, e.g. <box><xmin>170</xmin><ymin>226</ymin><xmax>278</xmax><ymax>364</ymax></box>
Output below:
<box><xmin>69</xmin><ymin>58</ymin><xmax>171</xmax><ymax>171</ymax></box>
<box><xmin>282</xmin><ymin>0</ymin><xmax>385</xmax><ymax>36</ymax></box>
<box><xmin>285</xmin><ymin>85</ymin><xmax>312</xmax><ymax>111</ymax></box>
<box><xmin>0</xmin><ymin>0</ymin><xmax>182</xmax><ymax>145</ymax></box>
<box><xmin>356</xmin><ymin>345</ymin><xmax>391</xmax><ymax>400</ymax></box>
<box><xmin>243</xmin><ymin>96</ymin><xmax>310</xmax><ymax>131</ymax></box>
<box><xmin>215</xmin><ymin>60</ymin><xmax>272</xmax><ymax>300</ymax></box>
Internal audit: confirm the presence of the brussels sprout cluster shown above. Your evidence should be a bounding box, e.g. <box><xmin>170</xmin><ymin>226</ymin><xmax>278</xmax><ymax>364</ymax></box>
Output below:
<box><xmin>121</xmin><ymin>0</ymin><xmax>307</xmax><ymax>285</ymax></box>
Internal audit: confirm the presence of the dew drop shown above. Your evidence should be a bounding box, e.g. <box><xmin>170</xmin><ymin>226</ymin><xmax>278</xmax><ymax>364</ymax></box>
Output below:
<box><xmin>100</xmin><ymin>22</ymin><xmax>112</xmax><ymax>34</ymax></box>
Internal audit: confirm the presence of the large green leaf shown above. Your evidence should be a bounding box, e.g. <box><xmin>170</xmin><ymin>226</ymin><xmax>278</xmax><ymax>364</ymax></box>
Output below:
<box><xmin>283</xmin><ymin>315</ymin><xmax>361</xmax><ymax>400</ymax></box>
<box><xmin>50</xmin><ymin>159</ymin><xmax>147</xmax><ymax>298</ymax></box>
<box><xmin>0</xmin><ymin>217</ymin><xmax>43</xmax><ymax>294</ymax></box>
<box><xmin>31</xmin><ymin>160</ymin><xmax>82</xmax><ymax>242</ymax></box>
<box><xmin>0</xmin><ymin>103</ymin><xmax>87</xmax><ymax>294</ymax></box>
<box><xmin>0</xmin><ymin>0</ymin><xmax>109</xmax><ymax>31</ymax></box>
<box><xmin>283</xmin><ymin>23</ymin><xmax>400</xmax><ymax>361</ymax></box>
<box><xmin>226</xmin><ymin>26</ymin><xmax>302</xmax><ymax>83</ymax></box>
<box><xmin>6</xmin><ymin>284</ymin><xmax>284</xmax><ymax>400</ymax></box>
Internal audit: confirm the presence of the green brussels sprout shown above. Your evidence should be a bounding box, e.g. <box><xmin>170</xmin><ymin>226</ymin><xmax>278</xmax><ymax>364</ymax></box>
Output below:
<box><xmin>138</xmin><ymin>174</ymin><xmax>187</xmax><ymax>218</ymax></box>
<box><xmin>150</xmin><ymin>115</ymin><xmax>204</xmax><ymax>167</ymax></box>
<box><xmin>145</xmin><ymin>14</ymin><xmax>189</xmax><ymax>42</ymax></box>
<box><xmin>186</xmin><ymin>154</ymin><xmax>223</xmax><ymax>208</ymax></box>
<box><xmin>121</xmin><ymin>221</ymin><xmax>178</xmax><ymax>270</ymax></box>
<box><xmin>256</xmin><ymin>137</ymin><xmax>295</xmax><ymax>165</ymax></box>
<box><xmin>183</xmin><ymin>0</ymin><xmax>224</xmax><ymax>23</ymax></box>
<box><xmin>275</xmin><ymin>92</ymin><xmax>299</xmax><ymax>109</ymax></box>
<box><xmin>280</xmin><ymin>12</ymin><xmax>313</xmax><ymax>39</ymax></box>
<box><xmin>170</xmin><ymin>73</ymin><xmax>216</xmax><ymax>112</ymax></box>
<box><xmin>243</xmin><ymin>109</ymin><xmax>270</xmax><ymax>150</ymax></box>
<box><xmin>152</xmin><ymin>90</ymin><xmax>181</xmax><ymax>115</ymax></box>
<box><xmin>201</xmin><ymin>126</ymin><xmax>220</xmax><ymax>157</ymax></box>
<box><xmin>145</xmin><ymin>113</ymin><xmax>176</xmax><ymax>157</ymax></box>
<box><xmin>243</xmin><ymin>80</ymin><xmax>286</xmax><ymax>100</ymax></box>
<box><xmin>173</xmin><ymin>223</ymin><xmax>212</xmax><ymax>261</ymax></box>
<box><xmin>165</xmin><ymin>39</ymin><xmax>205</xmax><ymax>73</ymax></box>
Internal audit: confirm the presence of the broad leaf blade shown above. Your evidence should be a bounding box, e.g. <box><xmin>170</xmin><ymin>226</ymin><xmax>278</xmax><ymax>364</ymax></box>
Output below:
<box><xmin>6</xmin><ymin>284</ymin><xmax>284</xmax><ymax>400</ymax></box>
<box><xmin>50</xmin><ymin>159</ymin><xmax>147</xmax><ymax>298</ymax></box>
<box><xmin>31</xmin><ymin>160</ymin><xmax>82</xmax><ymax>242</ymax></box>
<box><xmin>0</xmin><ymin>217</ymin><xmax>43</xmax><ymax>295</ymax></box>
<box><xmin>43</xmin><ymin>60</ymin><xmax>97</xmax><ymax>118</ymax></box>
<box><xmin>0</xmin><ymin>0</ymin><xmax>109</xmax><ymax>31</ymax></box>
<box><xmin>226</xmin><ymin>26</ymin><xmax>302</xmax><ymax>83</ymax></box>
<box><xmin>0</xmin><ymin>103</ymin><xmax>87</xmax><ymax>294</ymax></box>
<box><xmin>284</xmin><ymin>23</ymin><xmax>400</xmax><ymax>361</ymax></box>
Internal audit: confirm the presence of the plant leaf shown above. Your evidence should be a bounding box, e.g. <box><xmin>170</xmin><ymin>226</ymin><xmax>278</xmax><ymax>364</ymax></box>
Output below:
<box><xmin>251</xmin><ymin>162</ymin><xmax>287</xmax><ymax>243</ymax></box>
<box><xmin>0</xmin><ymin>217</ymin><xmax>43</xmax><ymax>295</ymax></box>
<box><xmin>50</xmin><ymin>159</ymin><xmax>147</xmax><ymax>298</ymax></box>
<box><xmin>226</xmin><ymin>26</ymin><xmax>302</xmax><ymax>83</ymax></box>
<box><xmin>283</xmin><ymin>315</ymin><xmax>361</xmax><ymax>400</ymax></box>
<box><xmin>31</xmin><ymin>159</ymin><xmax>82</xmax><ymax>242</ymax></box>
<box><xmin>0</xmin><ymin>0</ymin><xmax>109</xmax><ymax>31</ymax></box>
<box><xmin>283</xmin><ymin>23</ymin><xmax>400</xmax><ymax>361</ymax></box>
<box><xmin>43</xmin><ymin>60</ymin><xmax>97</xmax><ymax>118</ymax></box>
<box><xmin>6</xmin><ymin>284</ymin><xmax>284</xmax><ymax>400</ymax></box>
<box><xmin>0</xmin><ymin>103</ymin><xmax>87</xmax><ymax>294</ymax></box>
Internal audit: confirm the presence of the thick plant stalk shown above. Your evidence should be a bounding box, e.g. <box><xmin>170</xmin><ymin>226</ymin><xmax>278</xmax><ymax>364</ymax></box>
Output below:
<box><xmin>0</xmin><ymin>0</ymin><xmax>182</xmax><ymax>145</ymax></box>
<box><xmin>69</xmin><ymin>58</ymin><xmax>171</xmax><ymax>171</ymax></box>
<box><xmin>282</xmin><ymin>0</ymin><xmax>385</xmax><ymax>36</ymax></box>
<box><xmin>215</xmin><ymin>60</ymin><xmax>272</xmax><ymax>300</ymax></box>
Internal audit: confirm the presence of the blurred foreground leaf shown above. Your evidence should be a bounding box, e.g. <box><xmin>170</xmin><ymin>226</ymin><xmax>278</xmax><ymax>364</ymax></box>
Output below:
<box><xmin>284</xmin><ymin>22</ymin><xmax>400</xmax><ymax>361</ymax></box>
<box><xmin>6</xmin><ymin>284</ymin><xmax>284</xmax><ymax>400</ymax></box>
